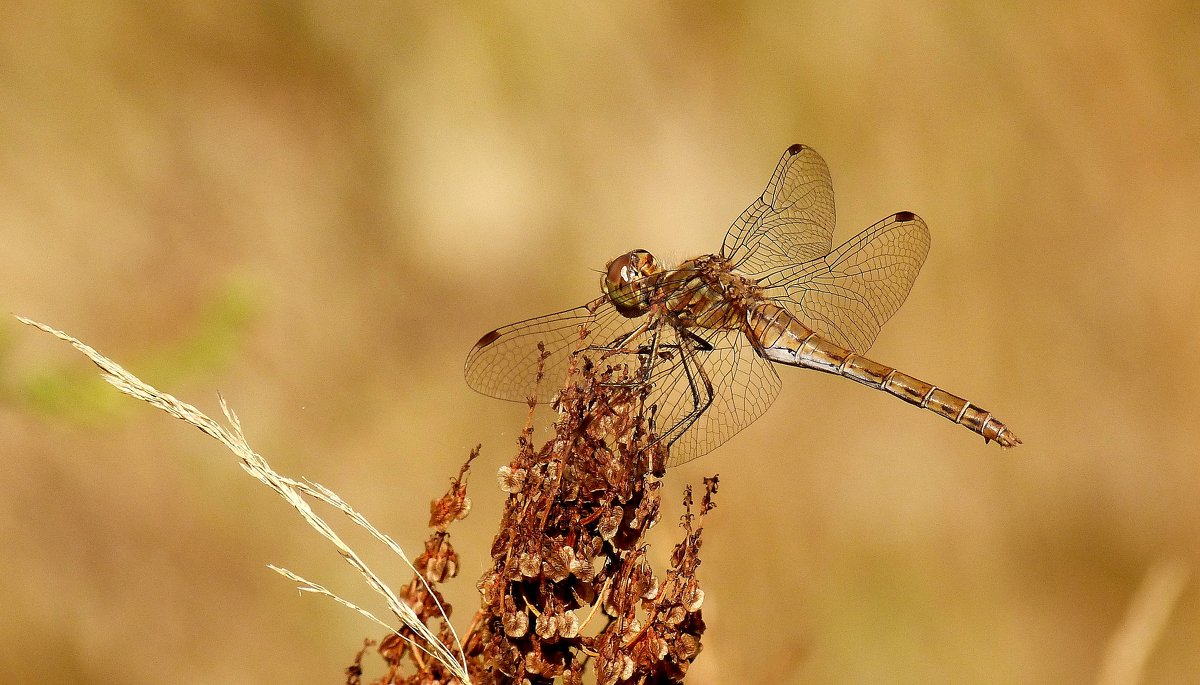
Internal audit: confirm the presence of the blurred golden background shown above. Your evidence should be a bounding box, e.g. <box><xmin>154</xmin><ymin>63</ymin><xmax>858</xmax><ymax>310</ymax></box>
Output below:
<box><xmin>2</xmin><ymin>2</ymin><xmax>1198</xmax><ymax>683</ymax></box>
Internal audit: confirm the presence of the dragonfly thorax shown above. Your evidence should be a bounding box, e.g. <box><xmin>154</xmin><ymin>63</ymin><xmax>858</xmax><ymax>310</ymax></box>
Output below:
<box><xmin>661</xmin><ymin>255</ymin><xmax>759</xmax><ymax>330</ymax></box>
<box><xmin>603</xmin><ymin>249</ymin><xmax>662</xmax><ymax>317</ymax></box>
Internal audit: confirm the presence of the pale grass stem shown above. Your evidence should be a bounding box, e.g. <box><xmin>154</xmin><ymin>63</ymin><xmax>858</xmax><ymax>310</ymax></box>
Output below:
<box><xmin>1096</xmin><ymin>559</ymin><xmax>1189</xmax><ymax>685</ymax></box>
<box><xmin>15</xmin><ymin>316</ymin><xmax>472</xmax><ymax>684</ymax></box>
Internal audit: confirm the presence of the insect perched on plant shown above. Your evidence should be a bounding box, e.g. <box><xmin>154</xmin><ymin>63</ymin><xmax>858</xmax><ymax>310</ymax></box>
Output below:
<box><xmin>466</xmin><ymin>144</ymin><xmax>1021</xmax><ymax>467</ymax></box>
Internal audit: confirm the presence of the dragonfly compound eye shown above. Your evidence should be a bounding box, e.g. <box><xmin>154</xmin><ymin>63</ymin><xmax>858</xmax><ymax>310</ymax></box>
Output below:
<box><xmin>603</xmin><ymin>249</ymin><xmax>659</xmax><ymax>317</ymax></box>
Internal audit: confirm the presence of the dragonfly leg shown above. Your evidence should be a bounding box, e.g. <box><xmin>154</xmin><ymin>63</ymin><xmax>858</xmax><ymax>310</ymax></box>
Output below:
<box><xmin>647</xmin><ymin>329</ymin><xmax>715</xmax><ymax>457</ymax></box>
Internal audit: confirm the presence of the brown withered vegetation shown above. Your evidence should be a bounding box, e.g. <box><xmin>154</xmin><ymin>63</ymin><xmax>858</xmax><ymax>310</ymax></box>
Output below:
<box><xmin>355</xmin><ymin>347</ymin><xmax>718</xmax><ymax>684</ymax></box>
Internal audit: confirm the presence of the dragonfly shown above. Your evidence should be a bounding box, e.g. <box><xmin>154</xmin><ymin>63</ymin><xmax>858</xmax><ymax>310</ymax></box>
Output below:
<box><xmin>465</xmin><ymin>144</ymin><xmax>1020</xmax><ymax>467</ymax></box>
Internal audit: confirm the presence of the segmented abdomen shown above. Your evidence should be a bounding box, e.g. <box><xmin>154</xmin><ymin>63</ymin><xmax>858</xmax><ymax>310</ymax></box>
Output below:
<box><xmin>745</xmin><ymin>302</ymin><xmax>1020</xmax><ymax>447</ymax></box>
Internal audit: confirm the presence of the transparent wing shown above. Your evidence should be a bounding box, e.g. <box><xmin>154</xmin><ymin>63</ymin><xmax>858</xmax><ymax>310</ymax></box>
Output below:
<box><xmin>639</xmin><ymin>325</ymin><xmax>782</xmax><ymax>467</ymax></box>
<box><xmin>468</xmin><ymin>292</ymin><xmax>782</xmax><ymax>465</ymax></box>
<box><xmin>464</xmin><ymin>296</ymin><xmax>643</xmax><ymax>403</ymax></box>
<box><xmin>758</xmin><ymin>211</ymin><xmax>931</xmax><ymax>354</ymax></box>
<box><xmin>721</xmin><ymin>144</ymin><xmax>837</xmax><ymax>274</ymax></box>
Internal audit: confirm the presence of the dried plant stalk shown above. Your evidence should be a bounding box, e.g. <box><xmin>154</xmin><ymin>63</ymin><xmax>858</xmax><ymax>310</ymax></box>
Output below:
<box><xmin>365</xmin><ymin>338</ymin><xmax>717</xmax><ymax>684</ymax></box>
<box><xmin>463</xmin><ymin>349</ymin><xmax>715</xmax><ymax>685</ymax></box>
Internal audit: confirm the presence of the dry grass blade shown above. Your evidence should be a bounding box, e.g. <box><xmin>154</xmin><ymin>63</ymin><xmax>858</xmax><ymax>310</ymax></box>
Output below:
<box><xmin>15</xmin><ymin>315</ymin><xmax>471</xmax><ymax>684</ymax></box>
<box><xmin>1095</xmin><ymin>559</ymin><xmax>1190</xmax><ymax>685</ymax></box>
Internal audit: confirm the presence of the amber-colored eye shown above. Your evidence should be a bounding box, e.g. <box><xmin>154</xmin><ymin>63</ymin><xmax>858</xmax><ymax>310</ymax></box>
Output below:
<box><xmin>605</xmin><ymin>250</ymin><xmax>658</xmax><ymax>286</ymax></box>
<box><xmin>602</xmin><ymin>250</ymin><xmax>659</xmax><ymax>317</ymax></box>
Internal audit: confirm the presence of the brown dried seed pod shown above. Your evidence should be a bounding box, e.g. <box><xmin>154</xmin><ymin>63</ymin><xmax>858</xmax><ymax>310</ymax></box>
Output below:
<box><xmin>598</xmin><ymin>506</ymin><xmax>622</xmax><ymax>541</ymax></box>
<box><xmin>545</xmin><ymin>546</ymin><xmax>574</xmax><ymax>583</ymax></box>
<box><xmin>596</xmin><ymin>657</ymin><xmax>620</xmax><ymax>685</ymax></box>
<box><xmin>476</xmin><ymin>570</ymin><xmax>502</xmax><ymax>604</ymax></box>
<box><xmin>377</xmin><ymin>632</ymin><xmax>407</xmax><ymax>662</ymax></box>
<box><xmin>558</xmin><ymin>610</ymin><xmax>580</xmax><ymax>638</ymax></box>
<box><xmin>683</xmin><ymin>583</ymin><xmax>705</xmax><ymax>612</ymax></box>
<box><xmin>523</xmin><ymin>649</ymin><xmax>557</xmax><ymax>677</ymax></box>
<box><xmin>518</xmin><ymin>551</ymin><xmax>541</xmax><ymax>577</ymax></box>
<box><xmin>535</xmin><ymin>612</ymin><xmax>558</xmax><ymax>640</ymax></box>
<box><xmin>647</xmin><ymin>630</ymin><xmax>669</xmax><ymax>661</ymax></box>
<box><xmin>618</xmin><ymin>654</ymin><xmax>635</xmax><ymax>680</ymax></box>
<box><xmin>428</xmin><ymin>490</ymin><xmax>469</xmax><ymax>531</ymax></box>
<box><xmin>502</xmin><ymin>609</ymin><xmax>529</xmax><ymax>638</ymax></box>
<box><xmin>632</xmin><ymin>557</ymin><xmax>654</xmax><ymax>595</ymax></box>
<box><xmin>674</xmin><ymin>633</ymin><xmax>701</xmax><ymax>660</ymax></box>
<box><xmin>570</xmin><ymin>556</ymin><xmax>595</xmax><ymax>582</ymax></box>
<box><xmin>641</xmin><ymin>573</ymin><xmax>661</xmax><ymax>600</ymax></box>
<box><xmin>424</xmin><ymin>555</ymin><xmax>446</xmax><ymax>581</ymax></box>
<box><xmin>497</xmin><ymin>465</ymin><xmax>527</xmax><ymax>493</ymax></box>
<box><xmin>578</xmin><ymin>534</ymin><xmax>603</xmax><ymax>558</ymax></box>
<box><xmin>623</xmin><ymin>618</ymin><xmax>643</xmax><ymax>644</ymax></box>
<box><xmin>664</xmin><ymin>604</ymin><xmax>686</xmax><ymax>625</ymax></box>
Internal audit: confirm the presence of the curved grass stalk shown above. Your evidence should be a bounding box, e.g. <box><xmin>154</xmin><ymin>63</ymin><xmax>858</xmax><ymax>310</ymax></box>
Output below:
<box><xmin>15</xmin><ymin>316</ymin><xmax>471</xmax><ymax>684</ymax></box>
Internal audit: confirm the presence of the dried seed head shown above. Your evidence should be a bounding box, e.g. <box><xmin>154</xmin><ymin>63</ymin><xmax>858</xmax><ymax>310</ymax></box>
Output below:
<box><xmin>598</xmin><ymin>506</ymin><xmax>622</xmax><ymax>541</ymax></box>
<box><xmin>534</xmin><ymin>612</ymin><xmax>558</xmax><ymax>640</ymax></box>
<box><xmin>664</xmin><ymin>604</ymin><xmax>686</xmax><ymax>625</ymax></box>
<box><xmin>453</xmin><ymin>357</ymin><xmax>715</xmax><ymax>683</ymax></box>
<box><xmin>518</xmin><ymin>551</ymin><xmax>541</xmax><ymax>578</ymax></box>
<box><xmin>502</xmin><ymin>608</ymin><xmax>529</xmax><ymax>638</ymax></box>
<box><xmin>674</xmin><ymin>633</ymin><xmax>701</xmax><ymax>660</ymax></box>
<box><xmin>644</xmin><ymin>628</ymin><xmax>668</xmax><ymax>661</ymax></box>
<box><xmin>497</xmin><ymin>465</ymin><xmax>527</xmax><ymax>493</ymax></box>
<box><xmin>641</xmin><ymin>573</ymin><xmax>660</xmax><ymax>600</ymax></box>
<box><xmin>623</xmin><ymin>618</ymin><xmax>642</xmax><ymax>644</ymax></box>
<box><xmin>545</xmin><ymin>545</ymin><xmax>575</xmax><ymax>583</ymax></box>
<box><xmin>684</xmin><ymin>583</ymin><xmax>705</xmax><ymax>612</ymax></box>
<box><xmin>558</xmin><ymin>610</ymin><xmax>580</xmax><ymax>638</ymax></box>
<box><xmin>618</xmin><ymin>654</ymin><xmax>635</xmax><ymax>680</ymax></box>
<box><xmin>570</xmin><ymin>555</ymin><xmax>596</xmax><ymax>582</ymax></box>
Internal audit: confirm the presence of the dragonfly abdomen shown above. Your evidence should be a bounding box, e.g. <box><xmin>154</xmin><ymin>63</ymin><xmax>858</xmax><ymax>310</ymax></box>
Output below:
<box><xmin>746</xmin><ymin>302</ymin><xmax>1021</xmax><ymax>447</ymax></box>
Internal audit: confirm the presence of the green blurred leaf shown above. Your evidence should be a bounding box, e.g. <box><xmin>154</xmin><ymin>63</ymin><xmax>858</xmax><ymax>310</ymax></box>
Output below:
<box><xmin>12</xmin><ymin>278</ymin><xmax>260</xmax><ymax>424</ymax></box>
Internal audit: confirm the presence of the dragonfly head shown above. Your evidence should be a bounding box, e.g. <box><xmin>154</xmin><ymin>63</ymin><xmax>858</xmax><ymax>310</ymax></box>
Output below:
<box><xmin>603</xmin><ymin>249</ymin><xmax>660</xmax><ymax>317</ymax></box>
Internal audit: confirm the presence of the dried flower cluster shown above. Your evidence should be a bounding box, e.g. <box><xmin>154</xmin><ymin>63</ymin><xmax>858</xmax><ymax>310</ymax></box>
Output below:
<box><xmin>348</xmin><ymin>452</ymin><xmax>476</xmax><ymax>685</ymax></box>
<box><xmin>352</xmin><ymin>351</ymin><xmax>717</xmax><ymax>684</ymax></box>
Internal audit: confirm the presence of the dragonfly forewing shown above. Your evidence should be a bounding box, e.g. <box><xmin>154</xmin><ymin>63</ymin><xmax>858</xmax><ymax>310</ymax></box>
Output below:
<box><xmin>466</xmin><ymin>296</ymin><xmax>632</xmax><ymax>403</ymax></box>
